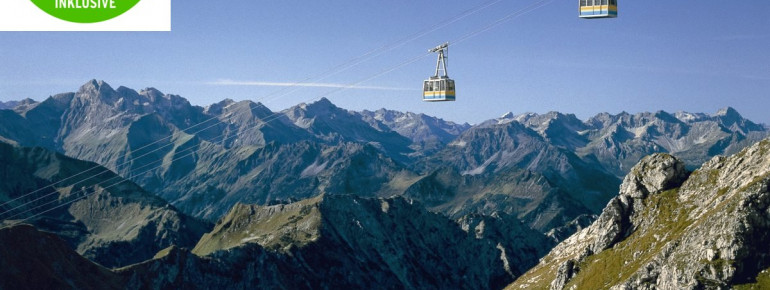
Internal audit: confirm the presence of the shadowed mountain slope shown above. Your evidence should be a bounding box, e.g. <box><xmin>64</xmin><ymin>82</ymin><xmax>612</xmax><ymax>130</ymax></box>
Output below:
<box><xmin>0</xmin><ymin>141</ymin><xmax>210</xmax><ymax>268</ymax></box>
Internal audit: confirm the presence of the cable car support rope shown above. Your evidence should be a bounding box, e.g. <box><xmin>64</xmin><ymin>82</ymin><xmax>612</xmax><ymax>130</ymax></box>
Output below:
<box><xmin>0</xmin><ymin>0</ymin><xmax>507</xmax><ymax>213</ymax></box>
<box><xmin>1</xmin><ymin>0</ymin><xmax>555</xmax><ymax>228</ymax></box>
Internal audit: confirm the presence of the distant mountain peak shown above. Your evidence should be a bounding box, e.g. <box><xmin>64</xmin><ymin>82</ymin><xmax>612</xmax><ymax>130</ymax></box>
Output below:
<box><xmin>115</xmin><ymin>85</ymin><xmax>139</xmax><ymax>96</ymax></box>
<box><xmin>651</xmin><ymin>110</ymin><xmax>681</xmax><ymax>123</ymax></box>
<box><xmin>715</xmin><ymin>106</ymin><xmax>740</xmax><ymax>118</ymax></box>
<box><xmin>18</xmin><ymin>98</ymin><xmax>36</xmax><ymax>105</ymax></box>
<box><xmin>712</xmin><ymin>106</ymin><xmax>763</xmax><ymax>133</ymax></box>
<box><xmin>296</xmin><ymin>97</ymin><xmax>340</xmax><ymax>116</ymax></box>
<box><xmin>223</xmin><ymin>99</ymin><xmax>274</xmax><ymax>119</ymax></box>
<box><xmin>309</xmin><ymin>97</ymin><xmax>336</xmax><ymax>109</ymax></box>
<box><xmin>0</xmin><ymin>98</ymin><xmax>38</xmax><ymax>111</ymax></box>
<box><xmin>77</xmin><ymin>79</ymin><xmax>114</xmax><ymax>96</ymax></box>
<box><xmin>674</xmin><ymin>111</ymin><xmax>709</xmax><ymax>123</ymax></box>
<box><xmin>140</xmin><ymin>87</ymin><xmax>164</xmax><ymax>98</ymax></box>
<box><xmin>205</xmin><ymin>98</ymin><xmax>237</xmax><ymax>115</ymax></box>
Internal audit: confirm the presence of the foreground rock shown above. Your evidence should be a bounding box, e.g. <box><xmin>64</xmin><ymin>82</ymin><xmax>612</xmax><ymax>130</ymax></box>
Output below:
<box><xmin>509</xmin><ymin>138</ymin><xmax>770</xmax><ymax>289</ymax></box>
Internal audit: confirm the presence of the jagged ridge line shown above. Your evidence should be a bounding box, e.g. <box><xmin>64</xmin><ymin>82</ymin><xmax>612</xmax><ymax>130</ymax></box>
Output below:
<box><xmin>2</xmin><ymin>51</ymin><xmax>433</xmax><ymax>222</ymax></box>
<box><xmin>2</xmin><ymin>0</ymin><xmax>552</xmax><ymax>225</ymax></box>
<box><xmin>0</xmin><ymin>0</ymin><xmax>507</xmax><ymax>211</ymax></box>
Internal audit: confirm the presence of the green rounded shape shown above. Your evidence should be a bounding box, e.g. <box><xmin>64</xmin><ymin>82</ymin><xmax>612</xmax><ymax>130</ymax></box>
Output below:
<box><xmin>31</xmin><ymin>0</ymin><xmax>141</xmax><ymax>23</ymax></box>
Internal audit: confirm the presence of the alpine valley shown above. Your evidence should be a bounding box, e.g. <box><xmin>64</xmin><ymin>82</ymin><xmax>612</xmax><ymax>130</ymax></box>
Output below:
<box><xmin>1</xmin><ymin>80</ymin><xmax>769</xmax><ymax>289</ymax></box>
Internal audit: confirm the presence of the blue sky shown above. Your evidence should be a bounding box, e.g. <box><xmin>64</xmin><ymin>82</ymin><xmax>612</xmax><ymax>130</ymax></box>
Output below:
<box><xmin>1</xmin><ymin>0</ymin><xmax>769</xmax><ymax>125</ymax></box>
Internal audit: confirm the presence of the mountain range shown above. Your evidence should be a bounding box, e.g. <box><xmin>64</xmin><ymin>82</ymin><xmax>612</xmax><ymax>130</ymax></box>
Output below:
<box><xmin>1</xmin><ymin>80</ymin><xmax>768</xmax><ymax>288</ymax></box>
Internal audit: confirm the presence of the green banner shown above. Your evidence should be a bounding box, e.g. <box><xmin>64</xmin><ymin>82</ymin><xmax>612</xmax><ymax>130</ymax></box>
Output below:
<box><xmin>31</xmin><ymin>0</ymin><xmax>141</xmax><ymax>23</ymax></box>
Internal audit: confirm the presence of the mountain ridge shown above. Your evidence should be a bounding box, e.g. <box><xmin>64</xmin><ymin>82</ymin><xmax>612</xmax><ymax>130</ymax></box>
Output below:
<box><xmin>509</xmin><ymin>137</ymin><xmax>770</xmax><ymax>289</ymax></box>
<box><xmin>1</xmin><ymin>80</ymin><xmax>766</xmax><ymax>232</ymax></box>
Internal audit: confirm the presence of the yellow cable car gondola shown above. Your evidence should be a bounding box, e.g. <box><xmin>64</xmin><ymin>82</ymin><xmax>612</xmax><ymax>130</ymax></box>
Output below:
<box><xmin>579</xmin><ymin>0</ymin><xmax>617</xmax><ymax>18</ymax></box>
<box><xmin>423</xmin><ymin>42</ymin><xmax>455</xmax><ymax>102</ymax></box>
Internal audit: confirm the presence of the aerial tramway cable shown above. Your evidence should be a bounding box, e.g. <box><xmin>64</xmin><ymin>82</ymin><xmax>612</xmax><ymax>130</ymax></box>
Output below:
<box><xmin>0</xmin><ymin>0</ymin><xmax>505</xmax><ymax>215</ymax></box>
<box><xmin>2</xmin><ymin>51</ymin><xmax>435</xmax><ymax>222</ymax></box>
<box><xmin>1</xmin><ymin>0</ymin><xmax>554</xmax><ymax>228</ymax></box>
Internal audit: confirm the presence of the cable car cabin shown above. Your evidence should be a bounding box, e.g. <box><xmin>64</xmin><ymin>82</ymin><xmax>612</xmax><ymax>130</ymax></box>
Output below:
<box><xmin>579</xmin><ymin>0</ymin><xmax>617</xmax><ymax>18</ymax></box>
<box><xmin>423</xmin><ymin>42</ymin><xmax>455</xmax><ymax>102</ymax></box>
<box><xmin>423</xmin><ymin>77</ymin><xmax>455</xmax><ymax>102</ymax></box>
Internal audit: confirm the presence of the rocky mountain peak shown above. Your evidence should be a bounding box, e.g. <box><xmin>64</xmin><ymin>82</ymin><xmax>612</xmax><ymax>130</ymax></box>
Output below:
<box><xmin>214</xmin><ymin>100</ymin><xmax>273</xmax><ymax>120</ymax></box>
<box><xmin>114</xmin><ymin>85</ymin><xmax>139</xmax><ymax>97</ymax></box>
<box><xmin>0</xmin><ymin>101</ymin><xmax>13</xmax><ymax>110</ymax></box>
<box><xmin>77</xmin><ymin>79</ymin><xmax>115</xmax><ymax>98</ymax></box>
<box><xmin>713</xmin><ymin>106</ymin><xmax>763</xmax><ymax>134</ymax></box>
<box><xmin>500</xmin><ymin>111</ymin><xmax>515</xmax><ymax>119</ymax></box>
<box><xmin>499</xmin><ymin>111</ymin><xmax>588</xmax><ymax>150</ymax></box>
<box><xmin>715</xmin><ymin>106</ymin><xmax>740</xmax><ymax>118</ymax></box>
<box><xmin>674</xmin><ymin>110</ymin><xmax>710</xmax><ymax>123</ymax></box>
<box><xmin>487</xmin><ymin>111</ymin><xmax>519</xmax><ymax>125</ymax></box>
<box><xmin>139</xmin><ymin>87</ymin><xmax>165</xmax><ymax>101</ymax></box>
<box><xmin>582</xmin><ymin>154</ymin><xmax>688</xmax><ymax>257</ymax></box>
<box><xmin>244</xmin><ymin>100</ymin><xmax>272</xmax><ymax>115</ymax></box>
<box><xmin>204</xmin><ymin>98</ymin><xmax>236</xmax><ymax>115</ymax></box>
<box><xmin>0</xmin><ymin>98</ymin><xmax>38</xmax><ymax>112</ymax></box>
<box><xmin>652</xmin><ymin>110</ymin><xmax>681</xmax><ymax>123</ymax></box>
<box><xmin>620</xmin><ymin>153</ymin><xmax>688</xmax><ymax>199</ymax></box>
<box><xmin>138</xmin><ymin>88</ymin><xmax>186</xmax><ymax>106</ymax></box>
<box><xmin>286</xmin><ymin>97</ymin><xmax>342</xmax><ymax>126</ymax></box>
<box><xmin>585</xmin><ymin>112</ymin><xmax>616</xmax><ymax>129</ymax></box>
<box><xmin>79</xmin><ymin>79</ymin><xmax>110</xmax><ymax>91</ymax></box>
<box><xmin>715</xmin><ymin>106</ymin><xmax>744</xmax><ymax>125</ymax></box>
<box><xmin>369</xmin><ymin>108</ymin><xmax>401</xmax><ymax>122</ymax></box>
<box><xmin>303</xmin><ymin>97</ymin><xmax>337</xmax><ymax>113</ymax></box>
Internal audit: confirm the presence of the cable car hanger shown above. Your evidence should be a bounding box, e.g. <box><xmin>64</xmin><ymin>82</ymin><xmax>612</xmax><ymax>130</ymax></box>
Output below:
<box><xmin>423</xmin><ymin>42</ymin><xmax>456</xmax><ymax>102</ymax></box>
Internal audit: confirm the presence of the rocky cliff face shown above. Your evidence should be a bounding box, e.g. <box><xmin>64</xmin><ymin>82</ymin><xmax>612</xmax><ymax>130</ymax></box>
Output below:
<box><xmin>509</xmin><ymin>138</ymin><xmax>770</xmax><ymax>289</ymax></box>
